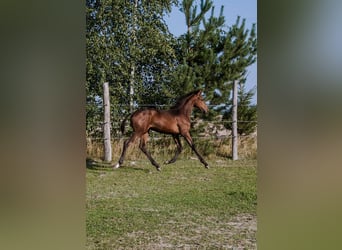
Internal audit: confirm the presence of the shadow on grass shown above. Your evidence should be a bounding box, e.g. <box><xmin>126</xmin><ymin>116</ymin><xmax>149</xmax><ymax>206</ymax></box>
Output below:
<box><xmin>86</xmin><ymin>157</ymin><xmax>152</xmax><ymax>174</ymax></box>
<box><xmin>120</xmin><ymin>166</ymin><xmax>152</xmax><ymax>174</ymax></box>
<box><xmin>86</xmin><ymin>157</ymin><xmax>112</xmax><ymax>171</ymax></box>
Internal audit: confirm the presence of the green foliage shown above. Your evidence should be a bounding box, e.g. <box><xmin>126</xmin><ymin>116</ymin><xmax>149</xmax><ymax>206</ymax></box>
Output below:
<box><xmin>172</xmin><ymin>0</ymin><xmax>226</xmax><ymax>99</ymax></box>
<box><xmin>172</xmin><ymin>1</ymin><xmax>257</xmax><ymax>121</ymax></box>
<box><xmin>221</xmin><ymin>16</ymin><xmax>257</xmax><ymax>82</ymax></box>
<box><xmin>86</xmin><ymin>0</ymin><xmax>178</xmax><ymax>135</ymax></box>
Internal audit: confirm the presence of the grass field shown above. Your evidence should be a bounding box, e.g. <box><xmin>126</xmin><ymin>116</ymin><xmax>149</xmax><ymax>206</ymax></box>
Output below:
<box><xmin>86</xmin><ymin>158</ymin><xmax>257</xmax><ymax>249</ymax></box>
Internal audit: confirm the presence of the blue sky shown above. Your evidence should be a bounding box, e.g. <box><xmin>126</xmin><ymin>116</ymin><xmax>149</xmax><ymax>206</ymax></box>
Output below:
<box><xmin>164</xmin><ymin>0</ymin><xmax>257</xmax><ymax>103</ymax></box>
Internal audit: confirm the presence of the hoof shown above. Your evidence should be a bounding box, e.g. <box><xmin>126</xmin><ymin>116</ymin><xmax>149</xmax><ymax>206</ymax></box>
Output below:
<box><xmin>205</xmin><ymin>165</ymin><xmax>209</xmax><ymax>169</ymax></box>
<box><xmin>157</xmin><ymin>167</ymin><xmax>161</xmax><ymax>171</ymax></box>
<box><xmin>165</xmin><ymin>160</ymin><xmax>176</xmax><ymax>165</ymax></box>
<box><xmin>113</xmin><ymin>163</ymin><xmax>120</xmax><ymax>169</ymax></box>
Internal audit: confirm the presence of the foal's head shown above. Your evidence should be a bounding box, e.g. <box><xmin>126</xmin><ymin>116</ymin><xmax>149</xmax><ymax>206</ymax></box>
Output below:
<box><xmin>193</xmin><ymin>90</ymin><xmax>208</xmax><ymax>113</ymax></box>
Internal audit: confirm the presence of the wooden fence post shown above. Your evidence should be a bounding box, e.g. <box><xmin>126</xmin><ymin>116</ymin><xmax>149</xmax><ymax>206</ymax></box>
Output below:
<box><xmin>103</xmin><ymin>82</ymin><xmax>112</xmax><ymax>162</ymax></box>
<box><xmin>232</xmin><ymin>80</ymin><xmax>238</xmax><ymax>160</ymax></box>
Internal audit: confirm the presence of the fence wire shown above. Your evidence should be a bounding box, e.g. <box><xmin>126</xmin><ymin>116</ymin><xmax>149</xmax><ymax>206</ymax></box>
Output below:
<box><xmin>87</xmin><ymin>103</ymin><xmax>257</xmax><ymax>140</ymax></box>
<box><xmin>87</xmin><ymin>134</ymin><xmax>257</xmax><ymax>141</ymax></box>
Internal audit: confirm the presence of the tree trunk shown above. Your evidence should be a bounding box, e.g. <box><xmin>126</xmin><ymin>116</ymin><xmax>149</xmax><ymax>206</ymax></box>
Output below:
<box><xmin>129</xmin><ymin>0</ymin><xmax>138</xmax><ymax>113</ymax></box>
<box><xmin>103</xmin><ymin>82</ymin><xmax>112</xmax><ymax>162</ymax></box>
<box><xmin>232</xmin><ymin>80</ymin><xmax>238</xmax><ymax>160</ymax></box>
<box><xmin>129</xmin><ymin>65</ymin><xmax>135</xmax><ymax>113</ymax></box>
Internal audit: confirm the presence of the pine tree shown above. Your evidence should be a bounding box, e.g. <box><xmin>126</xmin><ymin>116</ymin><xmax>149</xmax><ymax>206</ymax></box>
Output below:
<box><xmin>172</xmin><ymin>1</ymin><xmax>256</xmax><ymax>115</ymax></box>
<box><xmin>219</xmin><ymin>16</ymin><xmax>257</xmax><ymax>134</ymax></box>
<box><xmin>169</xmin><ymin>0</ymin><xmax>257</xmax><ymax>139</ymax></box>
<box><xmin>220</xmin><ymin>16</ymin><xmax>257</xmax><ymax>85</ymax></box>
<box><xmin>172</xmin><ymin>0</ymin><xmax>225</xmax><ymax>99</ymax></box>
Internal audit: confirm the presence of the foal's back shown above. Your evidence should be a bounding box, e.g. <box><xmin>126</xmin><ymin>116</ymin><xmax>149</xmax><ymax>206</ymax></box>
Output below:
<box><xmin>131</xmin><ymin>108</ymin><xmax>180</xmax><ymax>134</ymax></box>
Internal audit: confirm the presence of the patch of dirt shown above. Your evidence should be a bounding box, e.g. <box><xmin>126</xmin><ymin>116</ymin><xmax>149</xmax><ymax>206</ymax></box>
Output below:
<box><xmin>119</xmin><ymin>213</ymin><xmax>257</xmax><ymax>249</ymax></box>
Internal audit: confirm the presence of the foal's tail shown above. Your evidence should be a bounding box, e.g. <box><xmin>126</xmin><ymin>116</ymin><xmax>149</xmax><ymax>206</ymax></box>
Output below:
<box><xmin>120</xmin><ymin>113</ymin><xmax>131</xmax><ymax>134</ymax></box>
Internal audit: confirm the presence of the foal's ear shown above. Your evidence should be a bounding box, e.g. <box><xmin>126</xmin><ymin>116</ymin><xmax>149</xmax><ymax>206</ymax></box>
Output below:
<box><xmin>196</xmin><ymin>90</ymin><xmax>202</xmax><ymax>96</ymax></box>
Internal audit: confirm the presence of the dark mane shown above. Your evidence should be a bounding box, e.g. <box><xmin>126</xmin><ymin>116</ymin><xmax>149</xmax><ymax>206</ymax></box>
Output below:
<box><xmin>171</xmin><ymin>90</ymin><xmax>200</xmax><ymax>109</ymax></box>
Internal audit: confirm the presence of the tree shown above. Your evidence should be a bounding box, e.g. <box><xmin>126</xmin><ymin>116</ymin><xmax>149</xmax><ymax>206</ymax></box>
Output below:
<box><xmin>172</xmin><ymin>0</ymin><xmax>228</xmax><ymax>102</ymax></box>
<box><xmin>219</xmin><ymin>16</ymin><xmax>257</xmax><ymax>136</ymax></box>
<box><xmin>168</xmin><ymin>0</ymin><xmax>257</xmax><ymax>144</ymax></box>
<box><xmin>220</xmin><ymin>16</ymin><xmax>257</xmax><ymax>84</ymax></box>
<box><xmin>86</xmin><ymin>0</ymin><xmax>128</xmax><ymax>137</ymax></box>
<box><xmin>86</xmin><ymin>0</ymin><xmax>178</xmax><ymax>136</ymax></box>
<box><xmin>171</xmin><ymin>0</ymin><xmax>256</xmax><ymax>119</ymax></box>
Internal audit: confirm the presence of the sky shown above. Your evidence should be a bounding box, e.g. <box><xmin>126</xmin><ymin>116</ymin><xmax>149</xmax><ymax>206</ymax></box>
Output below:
<box><xmin>164</xmin><ymin>0</ymin><xmax>257</xmax><ymax>103</ymax></box>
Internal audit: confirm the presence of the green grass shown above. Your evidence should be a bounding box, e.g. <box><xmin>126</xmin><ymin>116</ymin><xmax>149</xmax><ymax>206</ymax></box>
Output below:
<box><xmin>86</xmin><ymin>158</ymin><xmax>257</xmax><ymax>249</ymax></box>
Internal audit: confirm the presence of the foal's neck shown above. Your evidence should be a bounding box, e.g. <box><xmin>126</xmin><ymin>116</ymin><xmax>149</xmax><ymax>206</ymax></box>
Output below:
<box><xmin>181</xmin><ymin>98</ymin><xmax>195</xmax><ymax>118</ymax></box>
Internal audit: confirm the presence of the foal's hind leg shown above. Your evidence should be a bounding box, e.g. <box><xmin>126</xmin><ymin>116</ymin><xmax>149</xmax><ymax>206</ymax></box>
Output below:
<box><xmin>139</xmin><ymin>133</ymin><xmax>161</xmax><ymax>171</ymax></box>
<box><xmin>165</xmin><ymin>134</ymin><xmax>182</xmax><ymax>164</ymax></box>
<box><xmin>113</xmin><ymin>133</ymin><xmax>137</xmax><ymax>169</ymax></box>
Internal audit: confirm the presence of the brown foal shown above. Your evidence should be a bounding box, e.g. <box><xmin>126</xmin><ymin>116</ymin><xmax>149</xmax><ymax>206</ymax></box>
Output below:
<box><xmin>113</xmin><ymin>90</ymin><xmax>209</xmax><ymax>171</ymax></box>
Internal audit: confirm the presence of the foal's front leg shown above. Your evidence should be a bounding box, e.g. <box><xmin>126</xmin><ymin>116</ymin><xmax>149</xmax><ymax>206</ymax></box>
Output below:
<box><xmin>182</xmin><ymin>132</ymin><xmax>209</xmax><ymax>169</ymax></box>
